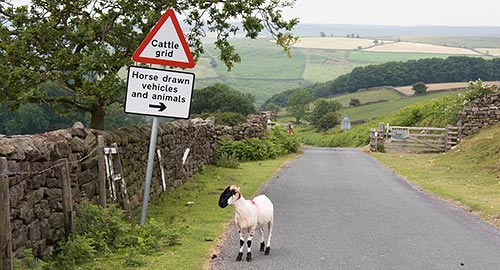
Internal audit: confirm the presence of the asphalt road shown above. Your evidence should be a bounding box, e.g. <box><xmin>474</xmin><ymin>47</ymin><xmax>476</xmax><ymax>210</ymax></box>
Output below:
<box><xmin>210</xmin><ymin>147</ymin><xmax>500</xmax><ymax>270</ymax></box>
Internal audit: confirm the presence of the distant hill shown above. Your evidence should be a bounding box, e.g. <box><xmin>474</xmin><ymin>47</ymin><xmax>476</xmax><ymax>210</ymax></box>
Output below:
<box><xmin>287</xmin><ymin>24</ymin><xmax>500</xmax><ymax>37</ymax></box>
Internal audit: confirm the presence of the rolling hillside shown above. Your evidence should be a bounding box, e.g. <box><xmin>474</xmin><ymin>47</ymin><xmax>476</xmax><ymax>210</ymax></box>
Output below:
<box><xmin>193</xmin><ymin>35</ymin><xmax>500</xmax><ymax>105</ymax></box>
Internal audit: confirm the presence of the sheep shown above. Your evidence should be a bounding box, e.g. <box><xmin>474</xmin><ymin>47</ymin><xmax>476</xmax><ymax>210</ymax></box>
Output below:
<box><xmin>218</xmin><ymin>185</ymin><xmax>274</xmax><ymax>262</ymax></box>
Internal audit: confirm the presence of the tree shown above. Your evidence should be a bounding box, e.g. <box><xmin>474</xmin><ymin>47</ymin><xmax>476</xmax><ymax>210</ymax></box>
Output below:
<box><xmin>412</xmin><ymin>82</ymin><xmax>428</xmax><ymax>96</ymax></box>
<box><xmin>320</xmin><ymin>32</ymin><xmax>326</xmax><ymax>37</ymax></box>
<box><xmin>349</xmin><ymin>98</ymin><xmax>361</xmax><ymax>107</ymax></box>
<box><xmin>0</xmin><ymin>0</ymin><xmax>298</xmax><ymax>130</ymax></box>
<box><xmin>191</xmin><ymin>84</ymin><xmax>256</xmax><ymax>115</ymax></box>
<box><xmin>0</xmin><ymin>102</ymin><xmax>89</xmax><ymax>135</ymax></box>
<box><xmin>287</xmin><ymin>89</ymin><xmax>313</xmax><ymax>123</ymax></box>
<box><xmin>316</xmin><ymin>112</ymin><xmax>340</xmax><ymax>132</ymax></box>
<box><xmin>308</xmin><ymin>99</ymin><xmax>342</xmax><ymax>125</ymax></box>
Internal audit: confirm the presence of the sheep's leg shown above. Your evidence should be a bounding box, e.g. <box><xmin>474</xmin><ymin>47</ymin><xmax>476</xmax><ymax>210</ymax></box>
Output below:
<box><xmin>265</xmin><ymin>221</ymin><xmax>273</xmax><ymax>255</ymax></box>
<box><xmin>235</xmin><ymin>230</ymin><xmax>245</xmax><ymax>261</ymax></box>
<box><xmin>259</xmin><ymin>228</ymin><xmax>265</xmax><ymax>252</ymax></box>
<box><xmin>246</xmin><ymin>231</ymin><xmax>254</xmax><ymax>262</ymax></box>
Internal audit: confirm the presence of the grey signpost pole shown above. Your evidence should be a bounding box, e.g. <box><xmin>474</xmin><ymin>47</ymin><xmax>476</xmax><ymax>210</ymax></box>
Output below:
<box><xmin>140</xmin><ymin>116</ymin><xmax>159</xmax><ymax>225</ymax></box>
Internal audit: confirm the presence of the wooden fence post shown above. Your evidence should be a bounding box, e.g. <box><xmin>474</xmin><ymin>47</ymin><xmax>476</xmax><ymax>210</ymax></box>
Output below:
<box><xmin>0</xmin><ymin>157</ymin><xmax>13</xmax><ymax>270</ymax></box>
<box><xmin>444</xmin><ymin>126</ymin><xmax>449</xmax><ymax>151</ymax></box>
<box><xmin>111</xmin><ymin>143</ymin><xmax>132</xmax><ymax>220</ymax></box>
<box><xmin>370</xmin><ymin>129</ymin><xmax>376</xmax><ymax>152</ymax></box>
<box><xmin>377</xmin><ymin>122</ymin><xmax>385</xmax><ymax>151</ymax></box>
<box><xmin>59</xmin><ymin>159</ymin><xmax>74</xmax><ymax>235</ymax></box>
<box><xmin>97</xmin><ymin>136</ymin><xmax>107</xmax><ymax>208</ymax></box>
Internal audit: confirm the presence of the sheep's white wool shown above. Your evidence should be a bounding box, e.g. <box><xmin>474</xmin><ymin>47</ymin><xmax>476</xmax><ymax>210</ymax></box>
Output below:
<box><xmin>218</xmin><ymin>185</ymin><xmax>274</xmax><ymax>262</ymax></box>
<box><xmin>233</xmin><ymin>195</ymin><xmax>273</xmax><ymax>233</ymax></box>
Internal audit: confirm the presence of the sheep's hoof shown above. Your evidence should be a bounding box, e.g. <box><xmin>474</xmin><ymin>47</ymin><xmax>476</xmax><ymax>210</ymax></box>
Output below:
<box><xmin>260</xmin><ymin>242</ymin><xmax>265</xmax><ymax>252</ymax></box>
<box><xmin>264</xmin><ymin>247</ymin><xmax>270</xmax><ymax>255</ymax></box>
<box><xmin>236</xmin><ymin>252</ymin><xmax>243</xmax><ymax>261</ymax></box>
<box><xmin>246</xmin><ymin>252</ymin><xmax>252</xmax><ymax>262</ymax></box>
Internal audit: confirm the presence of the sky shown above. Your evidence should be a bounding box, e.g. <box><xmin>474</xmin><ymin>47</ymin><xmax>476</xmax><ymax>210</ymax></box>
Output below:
<box><xmin>10</xmin><ymin>0</ymin><xmax>500</xmax><ymax>27</ymax></box>
<box><xmin>283</xmin><ymin>0</ymin><xmax>500</xmax><ymax>26</ymax></box>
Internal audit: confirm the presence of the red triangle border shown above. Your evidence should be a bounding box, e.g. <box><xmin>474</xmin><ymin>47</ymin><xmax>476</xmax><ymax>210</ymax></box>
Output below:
<box><xmin>132</xmin><ymin>9</ymin><xmax>195</xmax><ymax>68</ymax></box>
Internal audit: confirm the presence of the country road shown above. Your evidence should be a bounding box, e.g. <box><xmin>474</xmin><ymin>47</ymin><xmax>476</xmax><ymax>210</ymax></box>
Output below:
<box><xmin>210</xmin><ymin>147</ymin><xmax>500</xmax><ymax>270</ymax></box>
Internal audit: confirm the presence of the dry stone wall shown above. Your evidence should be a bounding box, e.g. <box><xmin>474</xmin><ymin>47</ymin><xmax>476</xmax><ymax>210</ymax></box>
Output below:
<box><xmin>0</xmin><ymin>118</ymin><xmax>217</xmax><ymax>258</ymax></box>
<box><xmin>457</xmin><ymin>93</ymin><xmax>500</xmax><ymax>138</ymax></box>
<box><xmin>215</xmin><ymin>114</ymin><xmax>268</xmax><ymax>140</ymax></box>
<box><xmin>0</xmin><ymin>115</ymin><xmax>267</xmax><ymax>259</ymax></box>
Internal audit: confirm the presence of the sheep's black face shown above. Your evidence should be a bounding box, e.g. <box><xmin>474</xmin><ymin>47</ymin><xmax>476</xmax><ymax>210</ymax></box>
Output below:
<box><xmin>218</xmin><ymin>186</ymin><xmax>235</xmax><ymax>208</ymax></box>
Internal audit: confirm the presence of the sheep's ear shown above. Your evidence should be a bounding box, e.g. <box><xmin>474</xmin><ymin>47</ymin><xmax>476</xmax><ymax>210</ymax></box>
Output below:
<box><xmin>236</xmin><ymin>186</ymin><xmax>240</xmax><ymax>191</ymax></box>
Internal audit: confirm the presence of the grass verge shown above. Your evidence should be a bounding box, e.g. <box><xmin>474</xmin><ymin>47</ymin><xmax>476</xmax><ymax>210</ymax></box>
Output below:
<box><xmin>369</xmin><ymin>124</ymin><xmax>500</xmax><ymax>227</ymax></box>
<box><xmin>82</xmin><ymin>153</ymin><xmax>300</xmax><ymax>270</ymax></box>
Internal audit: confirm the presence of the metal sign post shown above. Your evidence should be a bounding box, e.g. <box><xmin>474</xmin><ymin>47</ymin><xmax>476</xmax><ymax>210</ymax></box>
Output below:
<box><xmin>140</xmin><ymin>116</ymin><xmax>159</xmax><ymax>225</ymax></box>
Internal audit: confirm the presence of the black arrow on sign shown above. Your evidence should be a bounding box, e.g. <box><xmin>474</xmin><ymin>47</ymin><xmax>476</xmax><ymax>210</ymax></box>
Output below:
<box><xmin>149</xmin><ymin>102</ymin><xmax>167</xmax><ymax>112</ymax></box>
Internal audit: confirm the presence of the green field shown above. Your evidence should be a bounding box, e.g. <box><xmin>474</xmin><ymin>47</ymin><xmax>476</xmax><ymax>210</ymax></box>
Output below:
<box><xmin>193</xmin><ymin>37</ymin><xmax>495</xmax><ymax>106</ymax></box>
<box><xmin>339</xmin><ymin>90</ymin><xmax>464</xmax><ymax>122</ymax></box>
<box><xmin>300</xmin><ymin>49</ymin><xmax>364</xmax><ymax>82</ymax></box>
<box><xmin>327</xmin><ymin>88</ymin><xmax>404</xmax><ymax>107</ymax></box>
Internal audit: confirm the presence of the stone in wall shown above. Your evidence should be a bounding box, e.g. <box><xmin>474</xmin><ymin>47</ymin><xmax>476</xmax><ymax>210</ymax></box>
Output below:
<box><xmin>215</xmin><ymin>114</ymin><xmax>267</xmax><ymax>141</ymax></box>
<box><xmin>457</xmin><ymin>93</ymin><xmax>500</xmax><ymax>138</ymax></box>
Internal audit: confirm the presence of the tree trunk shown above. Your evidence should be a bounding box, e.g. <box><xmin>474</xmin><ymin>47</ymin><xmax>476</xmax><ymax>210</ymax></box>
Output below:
<box><xmin>90</xmin><ymin>106</ymin><xmax>106</xmax><ymax>130</ymax></box>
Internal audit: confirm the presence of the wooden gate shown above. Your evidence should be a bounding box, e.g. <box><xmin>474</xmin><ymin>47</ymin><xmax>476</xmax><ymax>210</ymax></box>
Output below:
<box><xmin>370</xmin><ymin>123</ymin><xmax>459</xmax><ymax>153</ymax></box>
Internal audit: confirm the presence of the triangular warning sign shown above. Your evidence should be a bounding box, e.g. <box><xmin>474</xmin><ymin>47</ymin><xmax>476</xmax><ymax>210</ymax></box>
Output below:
<box><xmin>132</xmin><ymin>9</ymin><xmax>195</xmax><ymax>68</ymax></box>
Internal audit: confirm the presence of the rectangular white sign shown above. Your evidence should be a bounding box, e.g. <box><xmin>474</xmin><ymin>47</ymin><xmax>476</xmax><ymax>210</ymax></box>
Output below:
<box><xmin>125</xmin><ymin>66</ymin><xmax>195</xmax><ymax>118</ymax></box>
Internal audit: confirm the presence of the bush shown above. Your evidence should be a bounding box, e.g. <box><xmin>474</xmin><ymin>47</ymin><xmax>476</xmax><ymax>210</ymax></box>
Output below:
<box><xmin>52</xmin><ymin>235</ymin><xmax>97</xmax><ymax>267</ymax></box>
<box><xmin>268</xmin><ymin>127</ymin><xmax>301</xmax><ymax>154</ymax></box>
<box><xmin>315</xmin><ymin>112</ymin><xmax>340</xmax><ymax>132</ymax></box>
<box><xmin>13</xmin><ymin>249</ymin><xmax>48</xmax><ymax>270</ymax></box>
<box><xmin>191</xmin><ymin>84</ymin><xmax>257</xmax><ymax>115</ymax></box>
<box><xmin>45</xmin><ymin>203</ymin><xmax>167</xmax><ymax>270</ymax></box>
<box><xmin>215</xmin><ymin>128</ymin><xmax>300</xmax><ymax>163</ymax></box>
<box><xmin>390</xmin><ymin>94</ymin><xmax>464</xmax><ymax>127</ymax></box>
<box><xmin>308</xmin><ymin>99</ymin><xmax>342</xmax><ymax>125</ymax></box>
<box><xmin>412</xmin><ymin>82</ymin><xmax>428</xmax><ymax>95</ymax></box>
<box><xmin>214</xmin><ymin>152</ymin><xmax>240</xmax><ymax>168</ymax></box>
<box><xmin>318</xmin><ymin>124</ymin><xmax>372</xmax><ymax>147</ymax></box>
<box><xmin>349</xmin><ymin>98</ymin><xmax>361</xmax><ymax>107</ymax></box>
<box><xmin>463</xmin><ymin>80</ymin><xmax>499</xmax><ymax>104</ymax></box>
<box><xmin>73</xmin><ymin>203</ymin><xmax>129</xmax><ymax>253</ymax></box>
